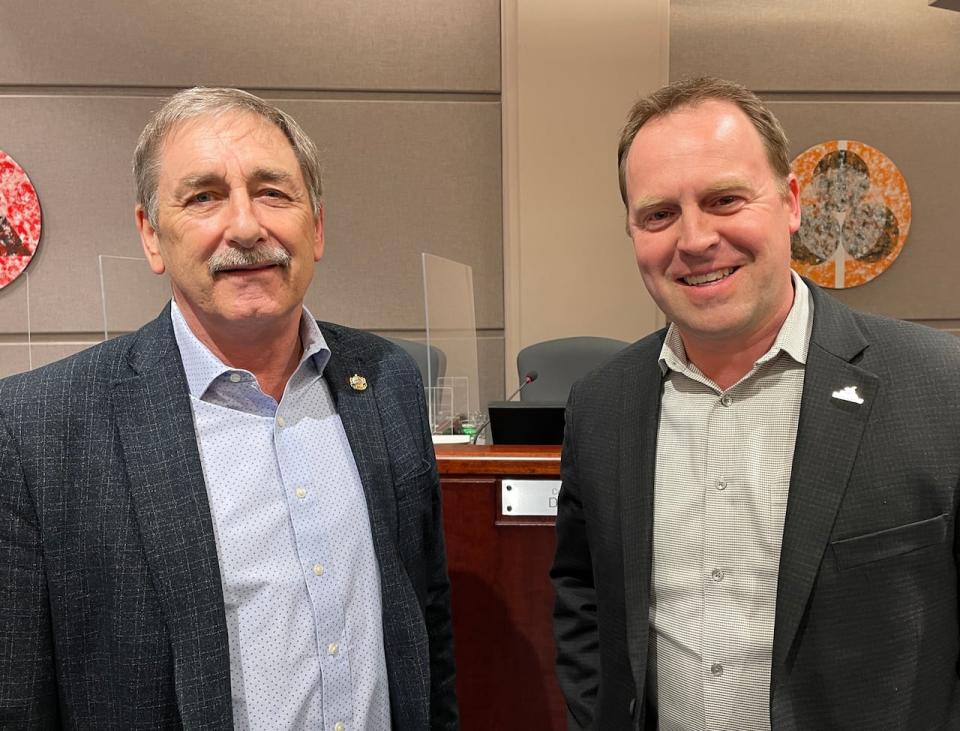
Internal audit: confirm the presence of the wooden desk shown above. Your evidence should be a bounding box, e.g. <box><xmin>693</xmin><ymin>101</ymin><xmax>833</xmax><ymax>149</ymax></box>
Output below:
<box><xmin>436</xmin><ymin>444</ymin><xmax>565</xmax><ymax>730</ymax></box>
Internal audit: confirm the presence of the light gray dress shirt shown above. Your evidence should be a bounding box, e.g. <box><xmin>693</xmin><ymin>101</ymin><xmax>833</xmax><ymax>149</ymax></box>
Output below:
<box><xmin>649</xmin><ymin>273</ymin><xmax>813</xmax><ymax>731</ymax></box>
<box><xmin>171</xmin><ymin>301</ymin><xmax>390</xmax><ymax>731</ymax></box>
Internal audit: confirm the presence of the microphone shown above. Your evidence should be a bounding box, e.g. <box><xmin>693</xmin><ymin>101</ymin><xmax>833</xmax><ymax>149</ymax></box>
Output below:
<box><xmin>469</xmin><ymin>370</ymin><xmax>539</xmax><ymax>444</ymax></box>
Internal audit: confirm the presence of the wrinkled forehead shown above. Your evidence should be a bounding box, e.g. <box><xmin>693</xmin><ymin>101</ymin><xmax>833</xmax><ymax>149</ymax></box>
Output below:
<box><xmin>161</xmin><ymin>110</ymin><xmax>287</xmax><ymax>156</ymax></box>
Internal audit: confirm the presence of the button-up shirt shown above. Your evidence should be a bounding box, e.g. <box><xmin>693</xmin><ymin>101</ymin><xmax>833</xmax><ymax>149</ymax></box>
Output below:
<box><xmin>649</xmin><ymin>272</ymin><xmax>813</xmax><ymax>730</ymax></box>
<box><xmin>171</xmin><ymin>301</ymin><xmax>390</xmax><ymax>731</ymax></box>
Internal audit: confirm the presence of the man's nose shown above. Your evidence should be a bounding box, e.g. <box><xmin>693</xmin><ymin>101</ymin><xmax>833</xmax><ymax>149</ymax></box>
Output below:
<box><xmin>677</xmin><ymin>208</ymin><xmax>720</xmax><ymax>255</ymax></box>
<box><xmin>224</xmin><ymin>192</ymin><xmax>266</xmax><ymax>247</ymax></box>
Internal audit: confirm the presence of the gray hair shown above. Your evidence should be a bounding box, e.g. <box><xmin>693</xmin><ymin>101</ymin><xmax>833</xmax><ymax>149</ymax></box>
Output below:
<box><xmin>133</xmin><ymin>87</ymin><xmax>323</xmax><ymax>228</ymax></box>
<box><xmin>617</xmin><ymin>76</ymin><xmax>792</xmax><ymax>206</ymax></box>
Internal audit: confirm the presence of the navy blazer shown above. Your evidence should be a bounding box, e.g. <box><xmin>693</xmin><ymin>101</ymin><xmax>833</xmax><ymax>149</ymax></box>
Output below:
<box><xmin>552</xmin><ymin>283</ymin><xmax>960</xmax><ymax>730</ymax></box>
<box><xmin>0</xmin><ymin>307</ymin><xmax>458</xmax><ymax>729</ymax></box>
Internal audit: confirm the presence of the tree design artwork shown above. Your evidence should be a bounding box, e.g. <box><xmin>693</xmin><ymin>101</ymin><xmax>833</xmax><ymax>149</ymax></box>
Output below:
<box><xmin>0</xmin><ymin>214</ymin><xmax>28</xmax><ymax>257</ymax></box>
<box><xmin>0</xmin><ymin>149</ymin><xmax>42</xmax><ymax>289</ymax></box>
<box><xmin>790</xmin><ymin>141</ymin><xmax>910</xmax><ymax>289</ymax></box>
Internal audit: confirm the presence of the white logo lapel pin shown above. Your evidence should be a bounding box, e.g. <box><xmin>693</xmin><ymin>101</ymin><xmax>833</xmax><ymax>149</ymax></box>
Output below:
<box><xmin>831</xmin><ymin>385</ymin><xmax>864</xmax><ymax>405</ymax></box>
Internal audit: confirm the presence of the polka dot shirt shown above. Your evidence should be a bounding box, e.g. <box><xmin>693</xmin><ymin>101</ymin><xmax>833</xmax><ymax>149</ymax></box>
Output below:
<box><xmin>171</xmin><ymin>301</ymin><xmax>391</xmax><ymax>731</ymax></box>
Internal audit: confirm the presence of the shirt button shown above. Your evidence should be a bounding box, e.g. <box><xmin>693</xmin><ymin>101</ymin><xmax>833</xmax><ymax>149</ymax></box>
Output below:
<box><xmin>716</xmin><ymin>479</ymin><xmax>727</xmax><ymax>491</ymax></box>
<box><xmin>720</xmin><ymin>394</ymin><xmax>732</xmax><ymax>407</ymax></box>
<box><xmin>313</xmin><ymin>563</ymin><xmax>324</xmax><ymax>576</ymax></box>
<box><xmin>295</xmin><ymin>487</ymin><xmax>307</xmax><ymax>499</ymax></box>
<box><xmin>327</xmin><ymin>642</ymin><xmax>339</xmax><ymax>656</ymax></box>
<box><xmin>276</xmin><ymin>415</ymin><xmax>286</xmax><ymax>428</ymax></box>
<box><xmin>711</xmin><ymin>568</ymin><xmax>724</xmax><ymax>582</ymax></box>
<box><xmin>229</xmin><ymin>372</ymin><xmax>241</xmax><ymax>383</ymax></box>
<box><xmin>710</xmin><ymin>662</ymin><xmax>723</xmax><ymax>677</ymax></box>
<box><xmin>334</xmin><ymin>723</ymin><xmax>345</xmax><ymax>731</ymax></box>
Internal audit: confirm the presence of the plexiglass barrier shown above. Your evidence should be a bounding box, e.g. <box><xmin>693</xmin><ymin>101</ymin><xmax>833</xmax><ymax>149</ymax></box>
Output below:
<box><xmin>422</xmin><ymin>254</ymin><xmax>481</xmax><ymax>438</ymax></box>
<box><xmin>0</xmin><ymin>255</ymin><xmax>167</xmax><ymax>378</ymax></box>
<box><xmin>98</xmin><ymin>255</ymin><xmax>170</xmax><ymax>339</ymax></box>
<box><xmin>0</xmin><ymin>270</ymin><xmax>33</xmax><ymax>377</ymax></box>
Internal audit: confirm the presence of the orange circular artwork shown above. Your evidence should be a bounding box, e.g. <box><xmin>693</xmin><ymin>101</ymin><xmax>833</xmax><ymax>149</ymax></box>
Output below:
<box><xmin>790</xmin><ymin>140</ymin><xmax>910</xmax><ymax>289</ymax></box>
<box><xmin>0</xmin><ymin>150</ymin><xmax>42</xmax><ymax>290</ymax></box>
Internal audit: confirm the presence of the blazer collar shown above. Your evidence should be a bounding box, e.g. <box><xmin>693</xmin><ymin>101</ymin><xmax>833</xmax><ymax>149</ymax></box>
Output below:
<box><xmin>112</xmin><ymin>306</ymin><xmax>233</xmax><ymax>727</ymax></box>
<box><xmin>771</xmin><ymin>283</ymin><xmax>878</xmax><ymax>684</ymax></box>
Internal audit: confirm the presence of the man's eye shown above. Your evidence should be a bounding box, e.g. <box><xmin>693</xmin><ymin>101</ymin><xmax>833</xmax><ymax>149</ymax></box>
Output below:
<box><xmin>713</xmin><ymin>195</ymin><xmax>741</xmax><ymax>208</ymax></box>
<box><xmin>190</xmin><ymin>192</ymin><xmax>214</xmax><ymax>204</ymax></box>
<box><xmin>642</xmin><ymin>210</ymin><xmax>675</xmax><ymax>230</ymax></box>
<box><xmin>260</xmin><ymin>189</ymin><xmax>286</xmax><ymax>199</ymax></box>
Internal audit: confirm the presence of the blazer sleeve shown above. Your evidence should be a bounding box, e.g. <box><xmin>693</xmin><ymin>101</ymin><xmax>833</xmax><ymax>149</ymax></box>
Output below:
<box><xmin>551</xmin><ymin>381</ymin><xmax>601</xmax><ymax>728</ymax></box>
<box><xmin>417</xmin><ymin>385</ymin><xmax>460</xmax><ymax>729</ymax></box>
<box><xmin>0</xmin><ymin>406</ymin><xmax>60</xmax><ymax>726</ymax></box>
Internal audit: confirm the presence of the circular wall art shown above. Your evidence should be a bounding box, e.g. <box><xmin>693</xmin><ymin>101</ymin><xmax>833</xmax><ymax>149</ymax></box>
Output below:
<box><xmin>790</xmin><ymin>140</ymin><xmax>910</xmax><ymax>289</ymax></box>
<box><xmin>0</xmin><ymin>150</ymin><xmax>42</xmax><ymax>290</ymax></box>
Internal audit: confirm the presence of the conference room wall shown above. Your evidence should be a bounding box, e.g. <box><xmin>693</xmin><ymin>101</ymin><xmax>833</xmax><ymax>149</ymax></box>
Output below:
<box><xmin>0</xmin><ymin>0</ymin><xmax>508</xmax><ymax>406</ymax></box>
<box><xmin>501</xmin><ymin>0</ymin><xmax>670</xmax><ymax>391</ymax></box>
<box><xmin>672</xmin><ymin>0</ymin><xmax>960</xmax><ymax>337</ymax></box>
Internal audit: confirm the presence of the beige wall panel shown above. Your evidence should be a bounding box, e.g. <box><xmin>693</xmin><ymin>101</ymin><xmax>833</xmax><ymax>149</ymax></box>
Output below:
<box><xmin>0</xmin><ymin>1</ymin><xmax>500</xmax><ymax>92</ymax></box>
<box><xmin>770</xmin><ymin>101</ymin><xmax>960</xmax><ymax>319</ymax></box>
<box><xmin>297</xmin><ymin>99</ymin><xmax>503</xmax><ymax>330</ymax></box>
<box><xmin>672</xmin><ymin>0</ymin><xmax>960</xmax><ymax>91</ymax></box>
<box><xmin>0</xmin><ymin>341</ymin><xmax>97</xmax><ymax>378</ymax></box>
<box><xmin>0</xmin><ymin>96</ymin><xmax>146</xmax><ymax>334</ymax></box>
<box><xmin>502</xmin><ymin>0</ymin><xmax>669</xmax><ymax>393</ymax></box>
<box><xmin>0</xmin><ymin>345</ymin><xmax>30</xmax><ymax>378</ymax></box>
<box><xmin>0</xmin><ymin>273</ymin><xmax>29</xmax><ymax>335</ymax></box>
<box><xmin>0</xmin><ymin>95</ymin><xmax>502</xmax><ymax>334</ymax></box>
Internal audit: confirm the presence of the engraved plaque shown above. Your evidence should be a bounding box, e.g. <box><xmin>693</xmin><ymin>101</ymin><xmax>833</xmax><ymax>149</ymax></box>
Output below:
<box><xmin>501</xmin><ymin>479</ymin><xmax>561</xmax><ymax>517</ymax></box>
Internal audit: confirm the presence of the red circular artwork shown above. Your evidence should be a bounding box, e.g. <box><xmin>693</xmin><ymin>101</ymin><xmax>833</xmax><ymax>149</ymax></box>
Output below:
<box><xmin>0</xmin><ymin>150</ymin><xmax>42</xmax><ymax>289</ymax></box>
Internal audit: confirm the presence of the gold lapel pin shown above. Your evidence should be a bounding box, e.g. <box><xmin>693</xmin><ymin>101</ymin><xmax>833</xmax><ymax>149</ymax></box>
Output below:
<box><xmin>349</xmin><ymin>373</ymin><xmax>368</xmax><ymax>392</ymax></box>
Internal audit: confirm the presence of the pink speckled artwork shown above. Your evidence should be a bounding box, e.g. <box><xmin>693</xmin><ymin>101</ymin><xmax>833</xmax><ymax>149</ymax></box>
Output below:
<box><xmin>0</xmin><ymin>150</ymin><xmax>42</xmax><ymax>289</ymax></box>
<box><xmin>790</xmin><ymin>141</ymin><xmax>910</xmax><ymax>289</ymax></box>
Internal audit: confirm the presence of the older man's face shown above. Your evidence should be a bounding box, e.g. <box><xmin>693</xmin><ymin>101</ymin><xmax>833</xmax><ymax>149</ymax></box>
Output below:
<box><xmin>137</xmin><ymin>111</ymin><xmax>323</xmax><ymax>339</ymax></box>
<box><xmin>623</xmin><ymin>100</ymin><xmax>801</xmax><ymax>353</ymax></box>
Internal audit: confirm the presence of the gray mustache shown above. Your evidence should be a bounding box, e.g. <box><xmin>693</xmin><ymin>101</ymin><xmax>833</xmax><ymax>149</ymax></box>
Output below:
<box><xmin>207</xmin><ymin>246</ymin><xmax>292</xmax><ymax>275</ymax></box>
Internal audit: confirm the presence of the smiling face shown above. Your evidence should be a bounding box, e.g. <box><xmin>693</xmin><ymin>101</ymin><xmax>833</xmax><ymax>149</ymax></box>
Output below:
<box><xmin>136</xmin><ymin>110</ymin><xmax>324</xmax><ymax>344</ymax></box>
<box><xmin>623</xmin><ymin>100</ymin><xmax>801</xmax><ymax>356</ymax></box>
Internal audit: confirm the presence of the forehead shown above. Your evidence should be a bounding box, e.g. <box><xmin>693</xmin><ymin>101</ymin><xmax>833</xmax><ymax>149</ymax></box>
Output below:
<box><xmin>625</xmin><ymin>100</ymin><xmax>771</xmax><ymax>186</ymax></box>
<box><xmin>157</xmin><ymin>111</ymin><xmax>301</xmax><ymax>182</ymax></box>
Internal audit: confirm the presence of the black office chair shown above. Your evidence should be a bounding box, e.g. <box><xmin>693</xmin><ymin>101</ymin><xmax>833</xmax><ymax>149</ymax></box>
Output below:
<box><xmin>384</xmin><ymin>336</ymin><xmax>447</xmax><ymax>388</ymax></box>
<box><xmin>517</xmin><ymin>336</ymin><xmax>628</xmax><ymax>402</ymax></box>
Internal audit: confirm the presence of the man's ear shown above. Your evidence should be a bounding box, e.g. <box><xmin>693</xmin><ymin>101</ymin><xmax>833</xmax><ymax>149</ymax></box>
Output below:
<box><xmin>313</xmin><ymin>206</ymin><xmax>325</xmax><ymax>262</ymax></box>
<box><xmin>136</xmin><ymin>206</ymin><xmax>166</xmax><ymax>275</ymax></box>
<box><xmin>786</xmin><ymin>174</ymin><xmax>802</xmax><ymax>234</ymax></box>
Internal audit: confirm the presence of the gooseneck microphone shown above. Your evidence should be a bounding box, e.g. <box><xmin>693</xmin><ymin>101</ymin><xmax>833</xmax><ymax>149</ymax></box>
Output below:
<box><xmin>469</xmin><ymin>370</ymin><xmax>539</xmax><ymax>444</ymax></box>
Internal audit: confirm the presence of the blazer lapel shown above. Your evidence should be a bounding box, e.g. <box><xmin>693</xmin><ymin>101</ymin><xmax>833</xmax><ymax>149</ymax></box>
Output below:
<box><xmin>321</xmin><ymin>335</ymin><xmax>400</xmax><ymax>557</ymax></box>
<box><xmin>320</xmin><ymin>329</ymin><xmax>429</xmax><ymax>726</ymax></box>
<box><xmin>112</xmin><ymin>313</ymin><xmax>232</xmax><ymax>728</ymax></box>
<box><xmin>618</xmin><ymin>337</ymin><xmax>667</xmax><ymax>702</ymax></box>
<box><xmin>771</xmin><ymin>287</ymin><xmax>879</xmax><ymax>684</ymax></box>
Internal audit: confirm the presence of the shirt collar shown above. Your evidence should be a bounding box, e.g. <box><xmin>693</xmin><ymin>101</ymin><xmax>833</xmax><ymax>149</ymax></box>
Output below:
<box><xmin>658</xmin><ymin>269</ymin><xmax>814</xmax><ymax>376</ymax></box>
<box><xmin>170</xmin><ymin>299</ymin><xmax>332</xmax><ymax>400</ymax></box>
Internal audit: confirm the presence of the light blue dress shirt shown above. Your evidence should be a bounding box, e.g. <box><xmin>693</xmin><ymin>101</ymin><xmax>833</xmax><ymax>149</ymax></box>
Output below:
<box><xmin>171</xmin><ymin>301</ymin><xmax>391</xmax><ymax>731</ymax></box>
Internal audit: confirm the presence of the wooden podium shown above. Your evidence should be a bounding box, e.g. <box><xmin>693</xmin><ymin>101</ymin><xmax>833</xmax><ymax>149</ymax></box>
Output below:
<box><xmin>436</xmin><ymin>444</ymin><xmax>566</xmax><ymax>730</ymax></box>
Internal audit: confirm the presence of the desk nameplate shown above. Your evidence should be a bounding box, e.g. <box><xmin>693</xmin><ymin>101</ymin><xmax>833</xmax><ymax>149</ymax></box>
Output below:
<box><xmin>501</xmin><ymin>479</ymin><xmax>561</xmax><ymax>517</ymax></box>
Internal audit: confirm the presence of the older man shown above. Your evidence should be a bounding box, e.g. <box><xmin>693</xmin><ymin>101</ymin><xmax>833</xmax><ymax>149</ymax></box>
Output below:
<box><xmin>551</xmin><ymin>77</ymin><xmax>960</xmax><ymax>729</ymax></box>
<box><xmin>0</xmin><ymin>88</ymin><xmax>457</xmax><ymax>729</ymax></box>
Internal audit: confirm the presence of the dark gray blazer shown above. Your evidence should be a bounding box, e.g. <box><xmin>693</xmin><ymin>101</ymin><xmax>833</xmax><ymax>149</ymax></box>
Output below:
<box><xmin>552</xmin><ymin>283</ymin><xmax>960</xmax><ymax>730</ymax></box>
<box><xmin>0</xmin><ymin>307</ymin><xmax>458</xmax><ymax>729</ymax></box>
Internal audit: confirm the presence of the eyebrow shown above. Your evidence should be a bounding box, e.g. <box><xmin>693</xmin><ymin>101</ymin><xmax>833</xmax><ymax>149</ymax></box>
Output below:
<box><xmin>172</xmin><ymin>167</ymin><xmax>297</xmax><ymax>199</ymax></box>
<box><xmin>629</xmin><ymin>178</ymin><xmax>755</xmax><ymax>212</ymax></box>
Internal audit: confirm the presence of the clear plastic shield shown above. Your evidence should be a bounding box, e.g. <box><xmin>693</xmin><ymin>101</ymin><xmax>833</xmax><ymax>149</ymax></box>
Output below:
<box><xmin>0</xmin><ymin>271</ymin><xmax>33</xmax><ymax>377</ymax></box>
<box><xmin>422</xmin><ymin>254</ymin><xmax>481</xmax><ymax>436</ymax></box>
<box><xmin>98</xmin><ymin>255</ymin><xmax>170</xmax><ymax>339</ymax></box>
